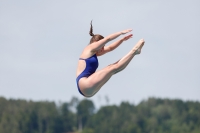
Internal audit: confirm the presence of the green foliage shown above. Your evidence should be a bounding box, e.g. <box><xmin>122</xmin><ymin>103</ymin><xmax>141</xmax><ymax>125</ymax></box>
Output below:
<box><xmin>82</xmin><ymin>128</ymin><xmax>94</xmax><ymax>133</ymax></box>
<box><xmin>76</xmin><ymin>99</ymin><xmax>95</xmax><ymax>129</ymax></box>
<box><xmin>0</xmin><ymin>96</ymin><xmax>200</xmax><ymax>133</ymax></box>
<box><xmin>0</xmin><ymin>97</ymin><xmax>76</xmax><ymax>133</ymax></box>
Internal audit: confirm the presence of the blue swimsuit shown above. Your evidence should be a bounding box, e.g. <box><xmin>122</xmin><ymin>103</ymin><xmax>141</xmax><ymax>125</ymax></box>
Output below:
<box><xmin>76</xmin><ymin>54</ymin><xmax>99</xmax><ymax>96</ymax></box>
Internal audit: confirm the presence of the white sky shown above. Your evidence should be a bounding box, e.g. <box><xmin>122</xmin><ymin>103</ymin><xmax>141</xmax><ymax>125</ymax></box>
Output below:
<box><xmin>0</xmin><ymin>0</ymin><xmax>199</xmax><ymax>108</ymax></box>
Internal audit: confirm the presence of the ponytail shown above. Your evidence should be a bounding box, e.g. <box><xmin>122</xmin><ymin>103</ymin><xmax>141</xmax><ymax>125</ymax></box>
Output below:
<box><xmin>89</xmin><ymin>20</ymin><xmax>94</xmax><ymax>36</ymax></box>
<box><xmin>89</xmin><ymin>20</ymin><xmax>104</xmax><ymax>44</ymax></box>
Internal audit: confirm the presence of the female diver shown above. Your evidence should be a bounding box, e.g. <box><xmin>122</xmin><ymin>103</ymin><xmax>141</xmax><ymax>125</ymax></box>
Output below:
<box><xmin>76</xmin><ymin>22</ymin><xmax>145</xmax><ymax>97</ymax></box>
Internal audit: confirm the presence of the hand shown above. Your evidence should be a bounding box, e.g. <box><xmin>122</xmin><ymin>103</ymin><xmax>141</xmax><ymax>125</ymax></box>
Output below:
<box><xmin>122</xmin><ymin>34</ymin><xmax>133</xmax><ymax>41</ymax></box>
<box><xmin>121</xmin><ymin>29</ymin><xmax>132</xmax><ymax>34</ymax></box>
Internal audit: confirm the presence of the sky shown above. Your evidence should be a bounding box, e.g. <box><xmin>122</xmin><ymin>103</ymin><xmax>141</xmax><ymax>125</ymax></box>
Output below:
<box><xmin>0</xmin><ymin>0</ymin><xmax>200</xmax><ymax>108</ymax></box>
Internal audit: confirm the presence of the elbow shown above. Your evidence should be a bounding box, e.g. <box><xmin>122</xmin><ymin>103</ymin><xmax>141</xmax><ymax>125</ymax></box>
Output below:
<box><xmin>110</xmin><ymin>48</ymin><xmax>114</xmax><ymax>52</ymax></box>
<box><xmin>108</xmin><ymin>46</ymin><xmax>113</xmax><ymax>52</ymax></box>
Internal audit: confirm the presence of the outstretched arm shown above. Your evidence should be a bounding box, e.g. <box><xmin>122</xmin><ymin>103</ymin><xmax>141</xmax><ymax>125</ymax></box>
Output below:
<box><xmin>89</xmin><ymin>29</ymin><xmax>132</xmax><ymax>52</ymax></box>
<box><xmin>96</xmin><ymin>34</ymin><xmax>133</xmax><ymax>56</ymax></box>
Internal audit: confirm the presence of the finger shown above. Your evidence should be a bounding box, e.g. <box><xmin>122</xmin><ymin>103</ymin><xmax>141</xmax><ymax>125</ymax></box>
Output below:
<box><xmin>125</xmin><ymin>29</ymin><xmax>132</xmax><ymax>33</ymax></box>
<box><xmin>126</xmin><ymin>34</ymin><xmax>132</xmax><ymax>37</ymax></box>
<box><xmin>127</xmin><ymin>35</ymin><xmax>132</xmax><ymax>38</ymax></box>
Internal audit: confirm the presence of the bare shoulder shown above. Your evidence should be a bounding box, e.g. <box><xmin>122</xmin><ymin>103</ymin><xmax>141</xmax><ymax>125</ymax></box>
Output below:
<box><xmin>79</xmin><ymin>46</ymin><xmax>96</xmax><ymax>59</ymax></box>
<box><xmin>88</xmin><ymin>37</ymin><xmax>110</xmax><ymax>51</ymax></box>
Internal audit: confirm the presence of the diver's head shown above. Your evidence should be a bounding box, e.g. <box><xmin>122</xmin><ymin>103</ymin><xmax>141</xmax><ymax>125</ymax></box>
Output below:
<box><xmin>89</xmin><ymin>21</ymin><xmax>104</xmax><ymax>44</ymax></box>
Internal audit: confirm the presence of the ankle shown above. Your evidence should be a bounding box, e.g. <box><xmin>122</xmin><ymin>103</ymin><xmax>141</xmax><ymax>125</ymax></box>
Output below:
<box><xmin>132</xmin><ymin>48</ymin><xmax>141</xmax><ymax>55</ymax></box>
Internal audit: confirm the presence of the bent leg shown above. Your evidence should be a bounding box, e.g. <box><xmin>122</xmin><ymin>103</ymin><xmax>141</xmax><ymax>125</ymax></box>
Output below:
<box><xmin>79</xmin><ymin>66</ymin><xmax>114</xmax><ymax>97</ymax></box>
<box><xmin>79</xmin><ymin>39</ymin><xmax>145</xmax><ymax>97</ymax></box>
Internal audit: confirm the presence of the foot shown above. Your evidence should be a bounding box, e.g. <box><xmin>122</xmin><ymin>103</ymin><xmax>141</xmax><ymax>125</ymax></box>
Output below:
<box><xmin>133</xmin><ymin>39</ymin><xmax>145</xmax><ymax>55</ymax></box>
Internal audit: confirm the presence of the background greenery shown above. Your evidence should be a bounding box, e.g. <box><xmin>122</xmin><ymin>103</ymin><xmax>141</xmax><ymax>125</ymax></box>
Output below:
<box><xmin>0</xmin><ymin>96</ymin><xmax>199</xmax><ymax>133</ymax></box>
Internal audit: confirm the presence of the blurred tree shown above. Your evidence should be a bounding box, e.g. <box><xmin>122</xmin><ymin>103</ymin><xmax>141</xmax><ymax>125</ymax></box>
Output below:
<box><xmin>105</xmin><ymin>95</ymin><xmax>109</xmax><ymax>105</ymax></box>
<box><xmin>69</xmin><ymin>97</ymin><xmax>79</xmax><ymax>113</ymax></box>
<box><xmin>76</xmin><ymin>99</ymin><xmax>95</xmax><ymax>129</ymax></box>
<box><xmin>0</xmin><ymin>96</ymin><xmax>200</xmax><ymax>133</ymax></box>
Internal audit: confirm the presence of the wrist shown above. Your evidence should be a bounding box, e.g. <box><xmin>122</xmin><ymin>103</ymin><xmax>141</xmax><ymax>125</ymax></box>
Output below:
<box><xmin>120</xmin><ymin>38</ymin><xmax>124</xmax><ymax>42</ymax></box>
<box><xmin>119</xmin><ymin>31</ymin><xmax>123</xmax><ymax>35</ymax></box>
